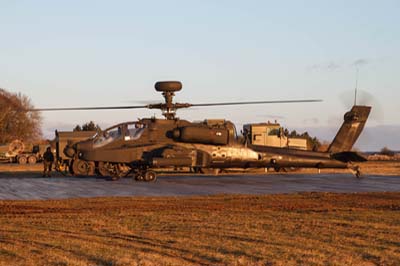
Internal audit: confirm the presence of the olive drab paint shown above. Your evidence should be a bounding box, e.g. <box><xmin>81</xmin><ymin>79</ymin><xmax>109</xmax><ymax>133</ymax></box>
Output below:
<box><xmin>37</xmin><ymin>81</ymin><xmax>371</xmax><ymax>181</ymax></box>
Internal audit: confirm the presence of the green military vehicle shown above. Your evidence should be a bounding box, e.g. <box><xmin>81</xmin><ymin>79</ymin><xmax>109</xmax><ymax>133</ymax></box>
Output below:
<box><xmin>0</xmin><ymin>139</ymin><xmax>47</xmax><ymax>164</ymax></box>
<box><xmin>243</xmin><ymin>122</ymin><xmax>308</xmax><ymax>150</ymax></box>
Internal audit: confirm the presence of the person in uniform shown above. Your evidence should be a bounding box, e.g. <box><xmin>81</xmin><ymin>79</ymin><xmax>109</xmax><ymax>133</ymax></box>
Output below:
<box><xmin>42</xmin><ymin>147</ymin><xmax>54</xmax><ymax>177</ymax></box>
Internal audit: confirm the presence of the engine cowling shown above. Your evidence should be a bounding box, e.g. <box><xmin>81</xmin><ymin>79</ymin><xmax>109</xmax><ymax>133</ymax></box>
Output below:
<box><xmin>173</xmin><ymin>126</ymin><xmax>228</xmax><ymax>145</ymax></box>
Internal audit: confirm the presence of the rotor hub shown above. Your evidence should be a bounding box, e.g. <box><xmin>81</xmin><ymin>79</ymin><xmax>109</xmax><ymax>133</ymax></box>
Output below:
<box><xmin>150</xmin><ymin>81</ymin><xmax>191</xmax><ymax>120</ymax></box>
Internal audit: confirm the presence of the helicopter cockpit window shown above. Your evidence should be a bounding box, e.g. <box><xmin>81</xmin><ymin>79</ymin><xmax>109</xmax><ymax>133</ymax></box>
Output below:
<box><xmin>124</xmin><ymin>123</ymin><xmax>146</xmax><ymax>141</ymax></box>
<box><xmin>93</xmin><ymin>127</ymin><xmax>122</xmax><ymax>147</ymax></box>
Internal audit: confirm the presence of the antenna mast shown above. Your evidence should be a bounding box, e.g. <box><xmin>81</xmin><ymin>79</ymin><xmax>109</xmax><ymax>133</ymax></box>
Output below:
<box><xmin>354</xmin><ymin>68</ymin><xmax>359</xmax><ymax>105</ymax></box>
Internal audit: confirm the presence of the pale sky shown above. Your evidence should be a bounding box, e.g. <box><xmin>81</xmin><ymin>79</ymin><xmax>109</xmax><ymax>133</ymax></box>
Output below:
<box><xmin>1</xmin><ymin>0</ymin><xmax>399</xmax><ymax>150</ymax></box>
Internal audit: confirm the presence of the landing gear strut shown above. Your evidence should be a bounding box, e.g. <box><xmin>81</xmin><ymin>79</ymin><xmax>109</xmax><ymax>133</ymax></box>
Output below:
<box><xmin>97</xmin><ymin>162</ymin><xmax>131</xmax><ymax>180</ymax></box>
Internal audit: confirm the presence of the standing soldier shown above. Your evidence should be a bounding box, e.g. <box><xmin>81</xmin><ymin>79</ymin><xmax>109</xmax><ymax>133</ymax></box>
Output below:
<box><xmin>42</xmin><ymin>147</ymin><xmax>54</xmax><ymax>177</ymax></box>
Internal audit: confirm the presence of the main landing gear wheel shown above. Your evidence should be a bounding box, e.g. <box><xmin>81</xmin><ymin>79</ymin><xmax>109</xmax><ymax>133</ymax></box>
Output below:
<box><xmin>72</xmin><ymin>159</ymin><xmax>95</xmax><ymax>176</ymax></box>
<box><xmin>144</xmin><ymin>170</ymin><xmax>157</xmax><ymax>182</ymax></box>
<box><xmin>134</xmin><ymin>169</ymin><xmax>157</xmax><ymax>182</ymax></box>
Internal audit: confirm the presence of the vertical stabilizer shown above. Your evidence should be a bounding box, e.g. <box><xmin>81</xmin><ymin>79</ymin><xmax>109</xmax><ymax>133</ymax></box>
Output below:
<box><xmin>328</xmin><ymin>105</ymin><xmax>371</xmax><ymax>153</ymax></box>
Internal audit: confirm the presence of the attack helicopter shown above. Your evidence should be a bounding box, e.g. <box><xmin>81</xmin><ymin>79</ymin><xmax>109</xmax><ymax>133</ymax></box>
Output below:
<box><xmin>33</xmin><ymin>81</ymin><xmax>371</xmax><ymax>181</ymax></box>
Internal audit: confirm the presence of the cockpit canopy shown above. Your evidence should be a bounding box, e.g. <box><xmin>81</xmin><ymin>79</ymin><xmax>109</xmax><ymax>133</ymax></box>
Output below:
<box><xmin>93</xmin><ymin>122</ymin><xmax>146</xmax><ymax>148</ymax></box>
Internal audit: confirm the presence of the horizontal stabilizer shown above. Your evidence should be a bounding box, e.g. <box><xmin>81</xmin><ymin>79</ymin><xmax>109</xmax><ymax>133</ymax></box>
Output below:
<box><xmin>332</xmin><ymin>151</ymin><xmax>368</xmax><ymax>163</ymax></box>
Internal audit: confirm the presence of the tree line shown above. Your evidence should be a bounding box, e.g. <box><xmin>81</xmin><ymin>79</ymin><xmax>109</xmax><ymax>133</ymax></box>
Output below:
<box><xmin>73</xmin><ymin>121</ymin><xmax>101</xmax><ymax>132</ymax></box>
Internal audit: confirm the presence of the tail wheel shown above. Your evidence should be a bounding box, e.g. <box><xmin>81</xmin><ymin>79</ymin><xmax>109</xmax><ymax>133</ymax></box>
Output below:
<box><xmin>72</xmin><ymin>159</ymin><xmax>95</xmax><ymax>176</ymax></box>
<box><xmin>356</xmin><ymin>170</ymin><xmax>362</xmax><ymax>178</ymax></box>
<box><xmin>350</xmin><ymin>165</ymin><xmax>362</xmax><ymax>179</ymax></box>
<box><xmin>355</xmin><ymin>166</ymin><xmax>362</xmax><ymax>178</ymax></box>
<box><xmin>28</xmin><ymin>156</ymin><xmax>37</xmax><ymax>164</ymax></box>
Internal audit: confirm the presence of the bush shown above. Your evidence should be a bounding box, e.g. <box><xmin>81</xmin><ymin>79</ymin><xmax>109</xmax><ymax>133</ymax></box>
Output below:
<box><xmin>380</xmin><ymin>147</ymin><xmax>395</xmax><ymax>157</ymax></box>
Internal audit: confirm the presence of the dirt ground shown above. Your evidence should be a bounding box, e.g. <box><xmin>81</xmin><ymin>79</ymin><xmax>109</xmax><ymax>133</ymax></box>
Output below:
<box><xmin>0</xmin><ymin>192</ymin><xmax>399</xmax><ymax>266</ymax></box>
<box><xmin>0</xmin><ymin>162</ymin><xmax>399</xmax><ymax>265</ymax></box>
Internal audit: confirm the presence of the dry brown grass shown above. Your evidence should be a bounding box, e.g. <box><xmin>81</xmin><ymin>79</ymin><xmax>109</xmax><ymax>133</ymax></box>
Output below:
<box><xmin>357</xmin><ymin>161</ymin><xmax>400</xmax><ymax>175</ymax></box>
<box><xmin>0</xmin><ymin>193</ymin><xmax>399</xmax><ymax>265</ymax></box>
<box><xmin>271</xmin><ymin>161</ymin><xmax>400</xmax><ymax>176</ymax></box>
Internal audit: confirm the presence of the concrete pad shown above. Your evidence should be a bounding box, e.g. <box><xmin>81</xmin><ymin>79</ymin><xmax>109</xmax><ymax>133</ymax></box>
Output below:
<box><xmin>0</xmin><ymin>172</ymin><xmax>399</xmax><ymax>200</ymax></box>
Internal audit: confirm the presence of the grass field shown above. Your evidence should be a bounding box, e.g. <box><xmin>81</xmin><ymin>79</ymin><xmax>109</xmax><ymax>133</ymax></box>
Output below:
<box><xmin>0</xmin><ymin>192</ymin><xmax>399</xmax><ymax>265</ymax></box>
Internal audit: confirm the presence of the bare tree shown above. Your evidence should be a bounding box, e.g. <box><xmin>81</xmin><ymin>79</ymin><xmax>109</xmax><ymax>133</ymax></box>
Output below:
<box><xmin>0</xmin><ymin>89</ymin><xmax>42</xmax><ymax>144</ymax></box>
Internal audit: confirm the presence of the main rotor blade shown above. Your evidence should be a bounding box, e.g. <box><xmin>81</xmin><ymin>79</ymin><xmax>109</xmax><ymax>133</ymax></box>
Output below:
<box><xmin>191</xmin><ymin>99</ymin><xmax>322</xmax><ymax>107</ymax></box>
<box><xmin>28</xmin><ymin>99</ymin><xmax>322</xmax><ymax>112</ymax></box>
<box><xmin>30</xmin><ymin>105</ymin><xmax>148</xmax><ymax>111</ymax></box>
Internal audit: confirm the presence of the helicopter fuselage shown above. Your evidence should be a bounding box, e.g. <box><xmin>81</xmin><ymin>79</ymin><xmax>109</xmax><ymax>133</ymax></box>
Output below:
<box><xmin>33</xmin><ymin>81</ymin><xmax>370</xmax><ymax>181</ymax></box>
<box><xmin>65</xmin><ymin>116</ymin><xmax>353</xmax><ymax>180</ymax></box>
